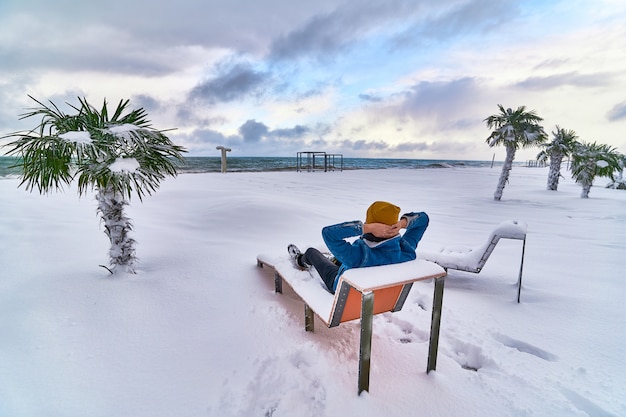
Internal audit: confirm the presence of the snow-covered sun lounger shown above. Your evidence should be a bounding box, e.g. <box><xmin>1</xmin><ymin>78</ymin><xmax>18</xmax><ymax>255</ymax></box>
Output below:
<box><xmin>256</xmin><ymin>252</ymin><xmax>446</xmax><ymax>394</ymax></box>
<box><xmin>417</xmin><ymin>220</ymin><xmax>527</xmax><ymax>302</ymax></box>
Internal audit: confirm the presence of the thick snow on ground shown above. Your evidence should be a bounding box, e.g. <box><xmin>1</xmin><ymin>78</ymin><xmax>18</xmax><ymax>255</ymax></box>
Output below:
<box><xmin>0</xmin><ymin>166</ymin><xmax>624</xmax><ymax>417</ymax></box>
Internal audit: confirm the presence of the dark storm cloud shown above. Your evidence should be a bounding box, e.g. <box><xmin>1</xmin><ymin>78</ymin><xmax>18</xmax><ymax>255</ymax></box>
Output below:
<box><xmin>239</xmin><ymin>120</ymin><xmax>269</xmax><ymax>143</ymax></box>
<box><xmin>607</xmin><ymin>101</ymin><xmax>626</xmax><ymax>122</ymax></box>
<box><xmin>268</xmin><ymin>10</ymin><xmax>354</xmax><ymax>61</ymax></box>
<box><xmin>268</xmin><ymin>0</ymin><xmax>424</xmax><ymax>61</ymax></box>
<box><xmin>238</xmin><ymin>120</ymin><xmax>310</xmax><ymax>142</ymax></box>
<box><xmin>515</xmin><ymin>72</ymin><xmax>613</xmax><ymax>90</ymax></box>
<box><xmin>391</xmin><ymin>0</ymin><xmax>517</xmax><ymax>48</ymax></box>
<box><xmin>189</xmin><ymin>62</ymin><xmax>271</xmax><ymax>104</ymax></box>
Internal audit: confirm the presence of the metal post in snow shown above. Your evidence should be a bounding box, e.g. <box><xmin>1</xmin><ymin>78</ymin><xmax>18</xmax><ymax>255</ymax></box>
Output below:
<box><xmin>216</xmin><ymin>146</ymin><xmax>231</xmax><ymax>173</ymax></box>
<box><xmin>358</xmin><ymin>291</ymin><xmax>374</xmax><ymax>394</ymax></box>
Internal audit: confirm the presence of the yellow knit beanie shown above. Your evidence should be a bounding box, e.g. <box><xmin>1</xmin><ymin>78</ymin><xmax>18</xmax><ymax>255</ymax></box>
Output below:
<box><xmin>365</xmin><ymin>201</ymin><xmax>400</xmax><ymax>225</ymax></box>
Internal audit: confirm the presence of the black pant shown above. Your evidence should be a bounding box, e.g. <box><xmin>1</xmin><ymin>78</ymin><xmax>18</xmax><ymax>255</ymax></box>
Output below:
<box><xmin>303</xmin><ymin>248</ymin><xmax>339</xmax><ymax>294</ymax></box>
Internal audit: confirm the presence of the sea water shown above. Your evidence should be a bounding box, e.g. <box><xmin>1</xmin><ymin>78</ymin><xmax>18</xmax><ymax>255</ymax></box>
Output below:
<box><xmin>0</xmin><ymin>156</ymin><xmax>498</xmax><ymax>178</ymax></box>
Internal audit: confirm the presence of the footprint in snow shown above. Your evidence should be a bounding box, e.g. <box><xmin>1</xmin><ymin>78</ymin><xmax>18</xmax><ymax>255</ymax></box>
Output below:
<box><xmin>561</xmin><ymin>388</ymin><xmax>619</xmax><ymax>417</ymax></box>
<box><xmin>493</xmin><ymin>333</ymin><xmax>558</xmax><ymax>362</ymax></box>
<box><xmin>446</xmin><ymin>338</ymin><xmax>496</xmax><ymax>372</ymax></box>
<box><xmin>380</xmin><ymin>314</ymin><xmax>430</xmax><ymax>344</ymax></box>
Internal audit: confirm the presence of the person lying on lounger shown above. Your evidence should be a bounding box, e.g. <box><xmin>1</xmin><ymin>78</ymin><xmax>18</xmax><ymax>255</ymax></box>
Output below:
<box><xmin>288</xmin><ymin>201</ymin><xmax>429</xmax><ymax>294</ymax></box>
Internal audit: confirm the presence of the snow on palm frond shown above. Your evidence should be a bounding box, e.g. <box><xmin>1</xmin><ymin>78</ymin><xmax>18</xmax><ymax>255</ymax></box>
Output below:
<box><xmin>59</xmin><ymin>131</ymin><xmax>93</xmax><ymax>144</ymax></box>
<box><xmin>109</xmin><ymin>157</ymin><xmax>140</xmax><ymax>173</ymax></box>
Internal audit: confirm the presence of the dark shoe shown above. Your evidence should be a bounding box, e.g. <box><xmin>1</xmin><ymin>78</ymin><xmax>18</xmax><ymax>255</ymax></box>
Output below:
<box><xmin>287</xmin><ymin>244</ymin><xmax>307</xmax><ymax>270</ymax></box>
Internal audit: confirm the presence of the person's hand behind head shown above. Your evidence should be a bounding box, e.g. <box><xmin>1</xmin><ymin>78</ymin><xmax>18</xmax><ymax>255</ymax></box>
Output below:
<box><xmin>366</xmin><ymin>222</ymin><xmax>400</xmax><ymax>239</ymax></box>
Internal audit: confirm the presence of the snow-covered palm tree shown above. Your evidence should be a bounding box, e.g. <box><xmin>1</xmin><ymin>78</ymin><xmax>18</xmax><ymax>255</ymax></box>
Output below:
<box><xmin>485</xmin><ymin>105</ymin><xmax>547</xmax><ymax>200</ymax></box>
<box><xmin>537</xmin><ymin>126</ymin><xmax>579</xmax><ymax>191</ymax></box>
<box><xmin>3</xmin><ymin>96</ymin><xmax>186</xmax><ymax>273</ymax></box>
<box><xmin>570</xmin><ymin>142</ymin><xmax>620</xmax><ymax>198</ymax></box>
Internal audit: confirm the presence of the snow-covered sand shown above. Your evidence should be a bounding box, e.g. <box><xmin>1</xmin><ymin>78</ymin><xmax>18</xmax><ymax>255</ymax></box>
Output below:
<box><xmin>1</xmin><ymin>166</ymin><xmax>624</xmax><ymax>417</ymax></box>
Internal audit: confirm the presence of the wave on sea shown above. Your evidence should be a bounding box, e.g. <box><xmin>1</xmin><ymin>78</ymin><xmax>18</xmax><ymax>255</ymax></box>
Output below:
<box><xmin>0</xmin><ymin>156</ymin><xmax>498</xmax><ymax>177</ymax></box>
<box><xmin>177</xmin><ymin>157</ymin><xmax>494</xmax><ymax>173</ymax></box>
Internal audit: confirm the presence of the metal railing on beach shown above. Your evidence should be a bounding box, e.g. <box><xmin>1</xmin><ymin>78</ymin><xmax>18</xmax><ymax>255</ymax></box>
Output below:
<box><xmin>296</xmin><ymin>151</ymin><xmax>343</xmax><ymax>172</ymax></box>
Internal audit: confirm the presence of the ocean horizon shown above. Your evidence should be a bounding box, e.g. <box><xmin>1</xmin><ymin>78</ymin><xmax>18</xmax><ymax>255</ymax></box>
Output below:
<box><xmin>0</xmin><ymin>155</ymin><xmax>510</xmax><ymax>178</ymax></box>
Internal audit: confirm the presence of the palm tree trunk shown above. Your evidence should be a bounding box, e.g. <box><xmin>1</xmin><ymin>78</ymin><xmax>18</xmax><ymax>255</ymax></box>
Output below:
<box><xmin>547</xmin><ymin>152</ymin><xmax>563</xmax><ymax>191</ymax></box>
<box><xmin>581</xmin><ymin>182</ymin><xmax>592</xmax><ymax>199</ymax></box>
<box><xmin>494</xmin><ymin>145</ymin><xmax>516</xmax><ymax>201</ymax></box>
<box><xmin>96</xmin><ymin>185</ymin><xmax>137</xmax><ymax>273</ymax></box>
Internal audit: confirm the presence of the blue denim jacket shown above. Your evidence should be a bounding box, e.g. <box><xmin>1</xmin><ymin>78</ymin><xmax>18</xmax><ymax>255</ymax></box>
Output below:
<box><xmin>322</xmin><ymin>212</ymin><xmax>429</xmax><ymax>291</ymax></box>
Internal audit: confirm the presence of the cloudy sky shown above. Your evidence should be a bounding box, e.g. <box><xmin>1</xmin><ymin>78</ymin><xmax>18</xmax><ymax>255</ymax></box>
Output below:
<box><xmin>1</xmin><ymin>0</ymin><xmax>625</xmax><ymax>160</ymax></box>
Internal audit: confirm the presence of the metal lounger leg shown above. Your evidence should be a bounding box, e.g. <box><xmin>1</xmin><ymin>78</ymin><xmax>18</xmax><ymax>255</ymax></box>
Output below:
<box><xmin>427</xmin><ymin>276</ymin><xmax>445</xmax><ymax>373</ymax></box>
<box><xmin>517</xmin><ymin>237</ymin><xmax>526</xmax><ymax>303</ymax></box>
<box><xmin>358</xmin><ymin>291</ymin><xmax>374</xmax><ymax>394</ymax></box>
<box><xmin>274</xmin><ymin>271</ymin><xmax>282</xmax><ymax>294</ymax></box>
<box><xmin>304</xmin><ymin>304</ymin><xmax>314</xmax><ymax>332</ymax></box>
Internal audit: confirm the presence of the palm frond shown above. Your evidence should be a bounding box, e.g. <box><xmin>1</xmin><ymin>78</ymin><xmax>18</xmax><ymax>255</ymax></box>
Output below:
<box><xmin>485</xmin><ymin>104</ymin><xmax>547</xmax><ymax>149</ymax></box>
<box><xmin>570</xmin><ymin>141</ymin><xmax>621</xmax><ymax>182</ymax></box>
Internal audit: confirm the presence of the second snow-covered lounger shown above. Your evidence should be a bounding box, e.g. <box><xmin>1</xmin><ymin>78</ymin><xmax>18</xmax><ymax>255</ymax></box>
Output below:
<box><xmin>256</xmin><ymin>253</ymin><xmax>446</xmax><ymax>394</ymax></box>
<box><xmin>417</xmin><ymin>220</ymin><xmax>527</xmax><ymax>302</ymax></box>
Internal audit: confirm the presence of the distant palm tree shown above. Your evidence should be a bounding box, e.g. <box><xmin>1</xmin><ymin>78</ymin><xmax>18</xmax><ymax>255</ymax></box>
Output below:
<box><xmin>537</xmin><ymin>126</ymin><xmax>579</xmax><ymax>191</ymax></box>
<box><xmin>3</xmin><ymin>96</ymin><xmax>186</xmax><ymax>273</ymax></box>
<box><xmin>485</xmin><ymin>105</ymin><xmax>547</xmax><ymax>200</ymax></box>
<box><xmin>570</xmin><ymin>142</ymin><xmax>620</xmax><ymax>198</ymax></box>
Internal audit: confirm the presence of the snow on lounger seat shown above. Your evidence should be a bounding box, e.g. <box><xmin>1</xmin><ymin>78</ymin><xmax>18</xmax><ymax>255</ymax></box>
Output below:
<box><xmin>256</xmin><ymin>252</ymin><xmax>446</xmax><ymax>394</ymax></box>
<box><xmin>417</xmin><ymin>220</ymin><xmax>527</xmax><ymax>302</ymax></box>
